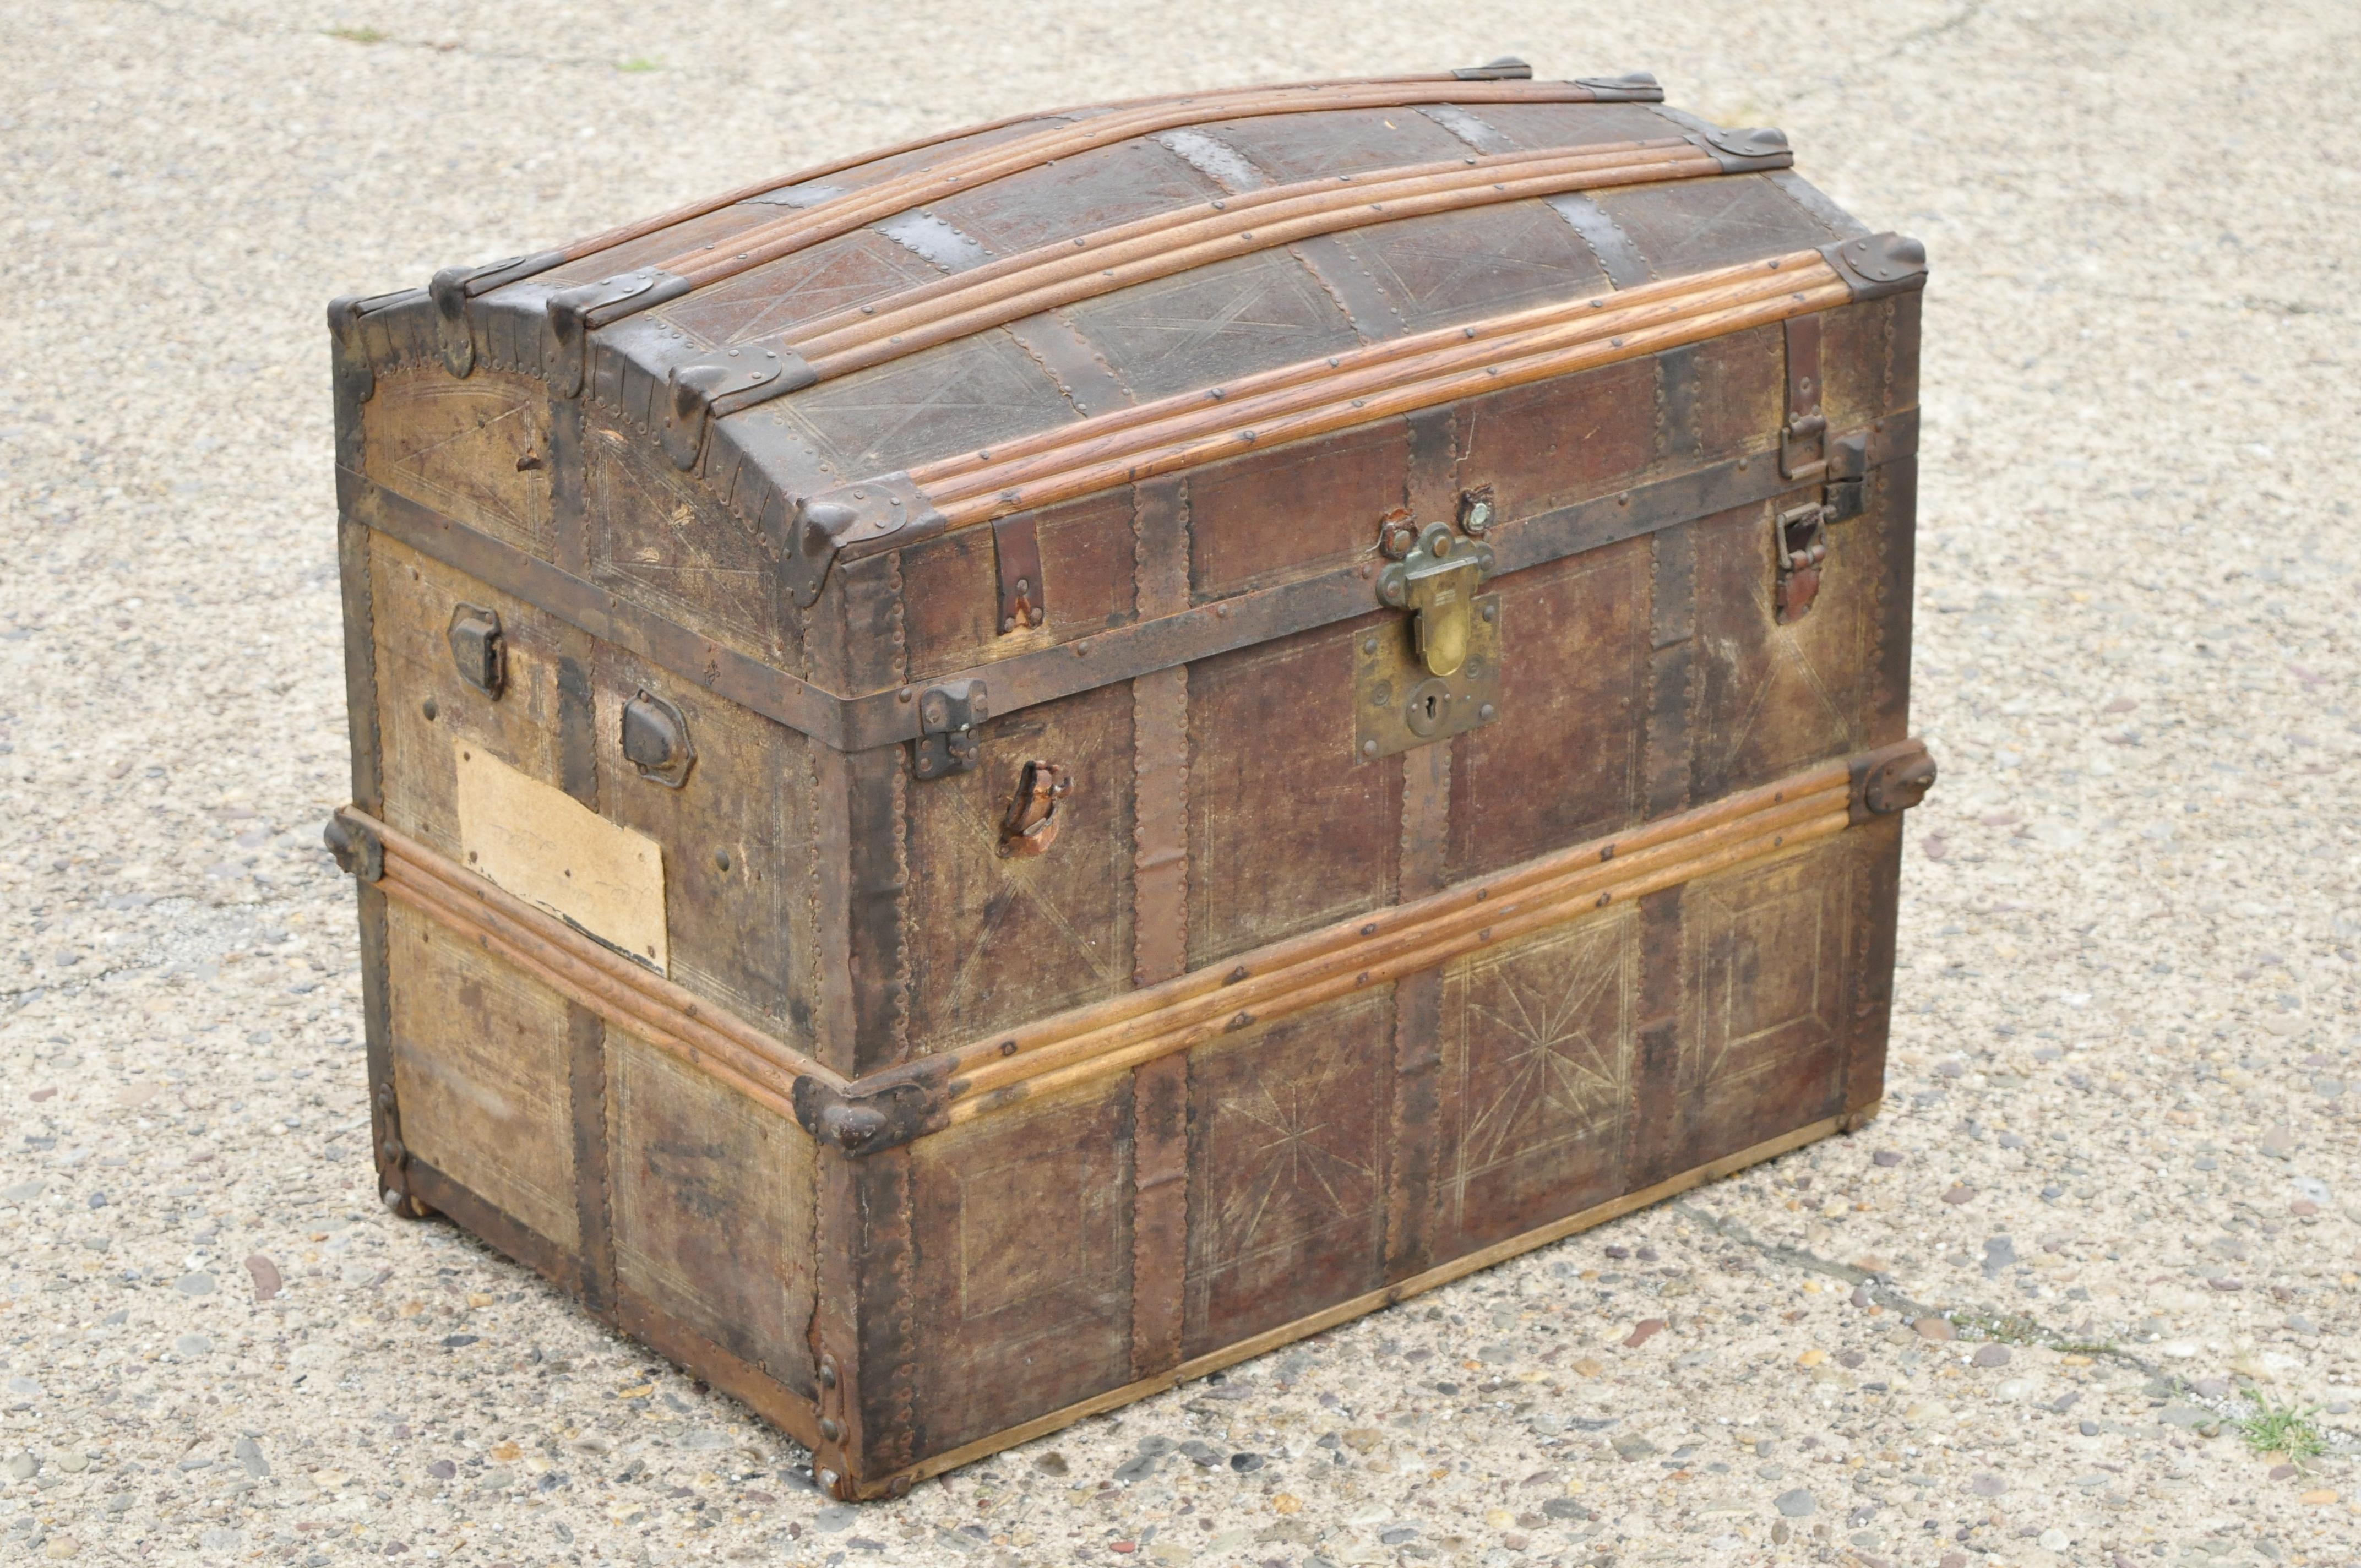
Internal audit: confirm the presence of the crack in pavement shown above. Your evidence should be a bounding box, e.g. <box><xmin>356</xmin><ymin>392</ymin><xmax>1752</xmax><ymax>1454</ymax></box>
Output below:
<box><xmin>1672</xmin><ymin>1198</ymin><xmax>2161</xmax><ymax>1374</ymax></box>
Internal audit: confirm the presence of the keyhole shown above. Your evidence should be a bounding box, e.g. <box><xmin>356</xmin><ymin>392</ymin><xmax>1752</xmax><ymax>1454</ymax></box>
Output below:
<box><xmin>1423</xmin><ymin>693</ymin><xmax>1439</xmax><ymax>722</ymax></box>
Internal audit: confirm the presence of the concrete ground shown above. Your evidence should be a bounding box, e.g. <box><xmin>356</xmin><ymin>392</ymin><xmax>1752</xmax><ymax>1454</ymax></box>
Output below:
<box><xmin>3</xmin><ymin>0</ymin><xmax>2359</xmax><ymax>1563</ymax></box>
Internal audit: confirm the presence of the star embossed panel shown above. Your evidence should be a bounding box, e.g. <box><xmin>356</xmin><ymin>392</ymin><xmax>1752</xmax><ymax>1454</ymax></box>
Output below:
<box><xmin>1682</xmin><ymin>840</ymin><xmax>1854</xmax><ymax>1137</ymax></box>
<box><xmin>1183</xmin><ymin>993</ymin><xmax>1391</xmax><ymax>1357</ymax></box>
<box><xmin>910</xmin><ymin>1078</ymin><xmax>1133</xmax><ymax>1453</ymax></box>
<box><xmin>905</xmin><ymin>684</ymin><xmax>1135</xmax><ymax>1053</ymax></box>
<box><xmin>1437</xmin><ymin>912</ymin><xmax>1638</xmax><ymax>1255</ymax></box>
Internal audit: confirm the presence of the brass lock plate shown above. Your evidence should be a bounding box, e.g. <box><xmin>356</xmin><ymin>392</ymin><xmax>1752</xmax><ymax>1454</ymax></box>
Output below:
<box><xmin>1352</xmin><ymin>593</ymin><xmax>1503</xmax><ymax>761</ymax></box>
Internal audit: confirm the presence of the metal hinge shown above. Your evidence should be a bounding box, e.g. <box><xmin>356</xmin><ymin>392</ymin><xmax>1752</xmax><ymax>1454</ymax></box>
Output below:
<box><xmin>911</xmin><ymin>680</ymin><xmax>988</xmax><ymax>780</ymax></box>
<box><xmin>1453</xmin><ymin>57</ymin><xmax>1531</xmax><ymax>80</ymax></box>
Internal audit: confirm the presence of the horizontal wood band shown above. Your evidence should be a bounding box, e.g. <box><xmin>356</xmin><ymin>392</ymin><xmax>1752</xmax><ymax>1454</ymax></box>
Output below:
<box><xmin>345</xmin><ymin>808</ymin><xmax>846</xmax><ymax>1112</ymax></box>
<box><xmin>841</xmin><ymin>1104</ymin><xmax>1870</xmax><ymax>1498</ymax></box>
<box><xmin>944</xmin><ymin>781</ymin><xmax>1875</xmax><ymax>1121</ymax></box>
<box><xmin>905</xmin><ymin>255</ymin><xmax>1848</xmax><ymax>525</ymax></box>
<box><xmin>781</xmin><ymin>143</ymin><xmax>1724</xmax><ymax>383</ymax></box>
<box><xmin>658</xmin><ymin>79</ymin><xmax>1623</xmax><ymax>291</ymax></box>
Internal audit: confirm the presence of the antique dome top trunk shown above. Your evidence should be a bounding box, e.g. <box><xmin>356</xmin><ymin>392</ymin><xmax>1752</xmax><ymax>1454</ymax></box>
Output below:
<box><xmin>325</xmin><ymin>59</ymin><xmax>1934</xmax><ymax>1500</ymax></box>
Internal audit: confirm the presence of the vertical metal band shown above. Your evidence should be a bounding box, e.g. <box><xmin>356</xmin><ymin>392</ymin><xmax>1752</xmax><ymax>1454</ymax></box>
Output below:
<box><xmin>1546</xmin><ymin>193</ymin><xmax>1652</xmax><ymax>289</ymax></box>
<box><xmin>1289</xmin><ymin>235</ymin><xmax>1408</xmax><ymax>342</ymax></box>
<box><xmin>1385</xmin><ymin>406</ymin><xmax>1457</xmax><ymax>1282</ymax></box>
<box><xmin>1004</xmin><ymin>311</ymin><xmax>1134</xmax><ymax>419</ymax></box>
<box><xmin>835</xmin><ymin>553</ymin><xmax>913</xmax><ymax>1078</ymax></box>
<box><xmin>1129</xmin><ymin>475</ymin><xmax>1192</xmax><ymax>1378</ymax></box>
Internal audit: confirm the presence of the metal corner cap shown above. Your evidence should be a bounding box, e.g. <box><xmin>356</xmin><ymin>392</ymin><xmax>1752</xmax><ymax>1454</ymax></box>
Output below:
<box><xmin>1823</xmin><ymin>232</ymin><xmax>1929</xmax><ymax>300</ymax></box>
<box><xmin>1574</xmin><ymin>70</ymin><xmax>1662</xmax><ymax>98</ymax></box>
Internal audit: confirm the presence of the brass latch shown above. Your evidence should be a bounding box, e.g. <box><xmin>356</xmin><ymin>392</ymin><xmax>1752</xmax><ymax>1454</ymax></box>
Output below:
<box><xmin>1378</xmin><ymin>524</ymin><xmax>1495</xmax><ymax>678</ymax></box>
<box><xmin>1358</xmin><ymin>520</ymin><xmax>1504</xmax><ymax>761</ymax></box>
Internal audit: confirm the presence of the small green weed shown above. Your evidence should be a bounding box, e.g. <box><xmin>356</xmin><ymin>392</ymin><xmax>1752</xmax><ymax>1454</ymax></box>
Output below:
<box><xmin>326</xmin><ymin>25</ymin><xmax>388</xmax><ymax>44</ymax></box>
<box><xmin>2235</xmin><ymin>1389</ymin><xmax>2325</xmax><ymax>1463</ymax></box>
<box><xmin>617</xmin><ymin>56</ymin><xmax>661</xmax><ymax>73</ymax></box>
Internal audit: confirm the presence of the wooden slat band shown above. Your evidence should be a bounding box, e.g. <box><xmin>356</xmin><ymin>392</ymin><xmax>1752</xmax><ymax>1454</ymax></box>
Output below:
<box><xmin>945</xmin><ymin>799</ymin><xmax>1861</xmax><ymax>1123</ymax></box>
<box><xmin>840</xmin><ymin>1105</ymin><xmax>1869</xmax><ymax>1498</ymax></box>
<box><xmin>905</xmin><ymin>250</ymin><xmax>1819</xmax><ymax>490</ymax></box>
<box><xmin>904</xmin><ymin>262</ymin><xmax>1848</xmax><ymax>527</ymax></box>
<box><xmin>499</xmin><ymin>70</ymin><xmax>1512</xmax><ymax>285</ymax></box>
<box><xmin>342</xmin><ymin>808</ymin><xmax>846</xmax><ymax>1102</ymax></box>
<box><xmin>786</xmin><ymin>143</ymin><xmax>1720</xmax><ymax>379</ymax></box>
<box><xmin>933</xmin><ymin>753</ymin><xmax>1859</xmax><ymax>1084</ymax></box>
<box><xmin>659</xmin><ymin>79</ymin><xmax>1624</xmax><ymax>288</ymax></box>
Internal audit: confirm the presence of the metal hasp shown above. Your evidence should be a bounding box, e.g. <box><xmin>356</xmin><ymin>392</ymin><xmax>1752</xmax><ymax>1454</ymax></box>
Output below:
<box><xmin>912</xmin><ymin>680</ymin><xmax>988</xmax><ymax>780</ymax></box>
<box><xmin>621</xmin><ymin>690</ymin><xmax>696</xmax><ymax>787</ymax></box>
<box><xmin>1379</xmin><ymin>521</ymin><xmax>1495</xmax><ymax>677</ymax></box>
<box><xmin>446</xmin><ymin>603</ymin><xmax>505</xmax><ymax>698</ymax></box>
<box><xmin>1361</xmin><ymin>521</ymin><xmax>1503</xmax><ymax>761</ymax></box>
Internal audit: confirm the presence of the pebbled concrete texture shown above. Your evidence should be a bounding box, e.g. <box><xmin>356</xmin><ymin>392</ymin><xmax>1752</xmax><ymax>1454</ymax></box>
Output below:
<box><xmin>2</xmin><ymin>0</ymin><xmax>2359</xmax><ymax>1564</ymax></box>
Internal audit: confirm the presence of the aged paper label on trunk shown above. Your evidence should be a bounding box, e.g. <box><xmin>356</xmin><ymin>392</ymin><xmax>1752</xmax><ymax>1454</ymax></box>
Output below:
<box><xmin>454</xmin><ymin>741</ymin><xmax>669</xmax><ymax>973</ymax></box>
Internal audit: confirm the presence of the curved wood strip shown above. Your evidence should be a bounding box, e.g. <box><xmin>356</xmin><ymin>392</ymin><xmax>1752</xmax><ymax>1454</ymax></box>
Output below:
<box><xmin>902</xmin><ymin>262</ymin><xmax>1847</xmax><ymax>526</ymax></box>
<box><xmin>658</xmin><ymin>79</ymin><xmax>1617</xmax><ymax>290</ymax></box>
<box><xmin>945</xmin><ymin>783</ymin><xmax>1849</xmax><ymax>1102</ymax></box>
<box><xmin>906</xmin><ymin>252</ymin><xmax>1824</xmax><ymax>493</ymax></box>
<box><xmin>545</xmin><ymin>69</ymin><xmax>1488</xmax><ymax>274</ymax></box>
<box><xmin>796</xmin><ymin>149</ymin><xmax>1722</xmax><ymax>382</ymax></box>
<box><xmin>786</xmin><ymin>139</ymin><xmax>1706</xmax><ymax>365</ymax></box>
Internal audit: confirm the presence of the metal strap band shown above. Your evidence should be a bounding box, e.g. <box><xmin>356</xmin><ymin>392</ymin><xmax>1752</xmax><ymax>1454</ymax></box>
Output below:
<box><xmin>350</xmin><ymin>408</ymin><xmax>1917</xmax><ymax>752</ymax></box>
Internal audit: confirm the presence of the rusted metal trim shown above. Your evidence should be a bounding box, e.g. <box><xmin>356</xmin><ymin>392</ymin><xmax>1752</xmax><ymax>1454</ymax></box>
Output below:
<box><xmin>829</xmin><ymin>1106</ymin><xmax>1858</xmax><ymax>1498</ymax></box>
<box><xmin>349</xmin><ymin>412</ymin><xmax>1916</xmax><ymax>753</ymax></box>
<box><xmin>990</xmin><ymin>514</ymin><xmax>1047</xmax><ymax>635</ymax></box>
<box><xmin>405</xmin><ymin>1159</ymin><xmax>579</xmax><ymax>1294</ymax></box>
<box><xmin>845</xmin><ymin>412</ymin><xmax>1918</xmax><ymax>741</ymax></box>
<box><xmin>930</xmin><ymin>742</ymin><xmax>1932</xmax><ymax>1128</ymax></box>
<box><xmin>614</xmin><ymin>1284</ymin><xmax>829</xmax><ymax>1455</ymax></box>
<box><xmin>1848</xmin><ymin>738</ymin><xmax>1939</xmax><ymax>825</ymax></box>
<box><xmin>1820</xmin><ymin>232</ymin><xmax>1929</xmax><ymax>302</ymax></box>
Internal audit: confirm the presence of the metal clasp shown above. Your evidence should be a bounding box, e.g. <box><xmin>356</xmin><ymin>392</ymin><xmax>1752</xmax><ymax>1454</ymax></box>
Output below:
<box><xmin>912</xmin><ymin>680</ymin><xmax>988</xmax><ymax>780</ymax></box>
<box><xmin>1359</xmin><ymin>520</ymin><xmax>1503</xmax><ymax>761</ymax></box>
<box><xmin>1378</xmin><ymin>523</ymin><xmax>1495</xmax><ymax>678</ymax></box>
